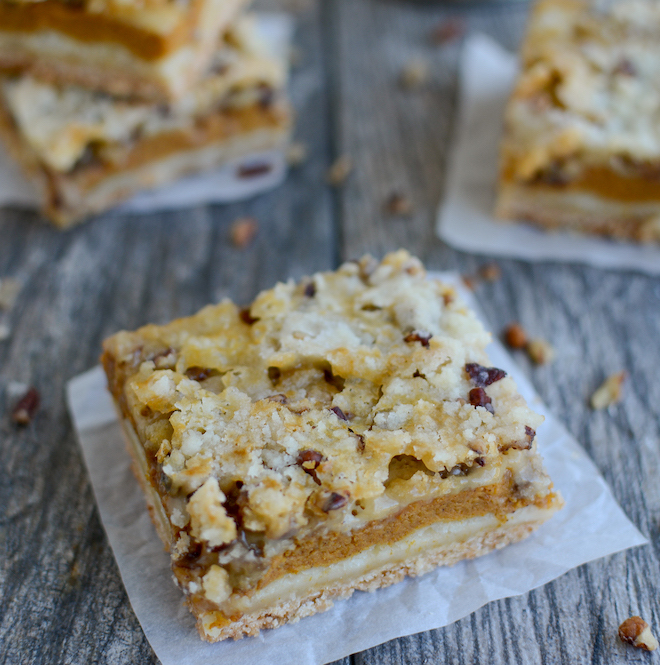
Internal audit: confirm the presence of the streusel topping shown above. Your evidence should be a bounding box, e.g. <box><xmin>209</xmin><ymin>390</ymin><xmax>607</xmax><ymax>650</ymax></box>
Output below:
<box><xmin>501</xmin><ymin>0</ymin><xmax>660</xmax><ymax>182</ymax></box>
<box><xmin>106</xmin><ymin>251</ymin><xmax>544</xmax><ymax>547</ymax></box>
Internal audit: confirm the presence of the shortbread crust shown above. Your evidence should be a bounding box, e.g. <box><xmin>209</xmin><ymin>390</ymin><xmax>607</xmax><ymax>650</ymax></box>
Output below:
<box><xmin>102</xmin><ymin>251</ymin><xmax>562</xmax><ymax>642</ymax></box>
<box><xmin>0</xmin><ymin>0</ymin><xmax>248</xmax><ymax>100</ymax></box>
<box><xmin>496</xmin><ymin>0</ymin><xmax>660</xmax><ymax>243</ymax></box>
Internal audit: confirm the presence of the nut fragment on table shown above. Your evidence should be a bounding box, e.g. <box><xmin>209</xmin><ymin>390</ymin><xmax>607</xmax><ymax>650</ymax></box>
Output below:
<box><xmin>399</xmin><ymin>58</ymin><xmax>429</xmax><ymax>89</ymax></box>
<box><xmin>11</xmin><ymin>386</ymin><xmax>40</xmax><ymax>425</ymax></box>
<box><xmin>327</xmin><ymin>155</ymin><xmax>352</xmax><ymax>186</ymax></box>
<box><xmin>230</xmin><ymin>217</ymin><xmax>258</xmax><ymax>248</ymax></box>
<box><xmin>478</xmin><ymin>263</ymin><xmax>501</xmax><ymax>282</ymax></box>
<box><xmin>286</xmin><ymin>141</ymin><xmax>308</xmax><ymax>167</ymax></box>
<box><xmin>619</xmin><ymin>616</ymin><xmax>658</xmax><ymax>651</ymax></box>
<box><xmin>429</xmin><ymin>18</ymin><xmax>465</xmax><ymax>45</ymax></box>
<box><xmin>503</xmin><ymin>322</ymin><xmax>528</xmax><ymax>349</ymax></box>
<box><xmin>590</xmin><ymin>371</ymin><xmax>626</xmax><ymax>410</ymax></box>
<box><xmin>527</xmin><ymin>338</ymin><xmax>554</xmax><ymax>365</ymax></box>
<box><xmin>384</xmin><ymin>192</ymin><xmax>413</xmax><ymax>216</ymax></box>
<box><xmin>0</xmin><ymin>278</ymin><xmax>21</xmax><ymax>310</ymax></box>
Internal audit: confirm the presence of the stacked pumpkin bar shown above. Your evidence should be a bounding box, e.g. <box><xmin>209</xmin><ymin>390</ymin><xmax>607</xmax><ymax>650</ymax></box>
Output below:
<box><xmin>102</xmin><ymin>251</ymin><xmax>562</xmax><ymax>642</ymax></box>
<box><xmin>0</xmin><ymin>0</ymin><xmax>291</xmax><ymax>227</ymax></box>
<box><xmin>496</xmin><ymin>0</ymin><xmax>660</xmax><ymax>243</ymax></box>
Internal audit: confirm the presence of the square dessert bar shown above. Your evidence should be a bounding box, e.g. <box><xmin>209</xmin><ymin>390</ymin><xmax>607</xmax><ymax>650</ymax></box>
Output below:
<box><xmin>0</xmin><ymin>16</ymin><xmax>291</xmax><ymax>227</ymax></box>
<box><xmin>496</xmin><ymin>0</ymin><xmax>660</xmax><ymax>243</ymax></box>
<box><xmin>0</xmin><ymin>0</ymin><xmax>247</xmax><ymax>101</ymax></box>
<box><xmin>102</xmin><ymin>251</ymin><xmax>562</xmax><ymax>642</ymax></box>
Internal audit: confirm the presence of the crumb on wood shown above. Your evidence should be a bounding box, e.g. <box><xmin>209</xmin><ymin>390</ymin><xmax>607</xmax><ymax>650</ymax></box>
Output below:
<box><xmin>286</xmin><ymin>141</ymin><xmax>308</xmax><ymax>167</ymax></box>
<box><xmin>399</xmin><ymin>58</ymin><xmax>429</xmax><ymax>90</ymax></box>
<box><xmin>479</xmin><ymin>263</ymin><xmax>501</xmax><ymax>282</ymax></box>
<box><xmin>383</xmin><ymin>192</ymin><xmax>413</xmax><ymax>216</ymax></box>
<box><xmin>230</xmin><ymin>217</ymin><xmax>258</xmax><ymax>249</ymax></box>
<box><xmin>503</xmin><ymin>322</ymin><xmax>528</xmax><ymax>349</ymax></box>
<box><xmin>590</xmin><ymin>371</ymin><xmax>626</xmax><ymax>410</ymax></box>
<box><xmin>619</xmin><ymin>616</ymin><xmax>658</xmax><ymax>651</ymax></box>
<box><xmin>327</xmin><ymin>155</ymin><xmax>352</xmax><ymax>186</ymax></box>
<box><xmin>11</xmin><ymin>386</ymin><xmax>40</xmax><ymax>425</ymax></box>
<box><xmin>429</xmin><ymin>18</ymin><xmax>466</xmax><ymax>45</ymax></box>
<box><xmin>527</xmin><ymin>338</ymin><xmax>554</xmax><ymax>365</ymax></box>
<box><xmin>0</xmin><ymin>278</ymin><xmax>21</xmax><ymax>310</ymax></box>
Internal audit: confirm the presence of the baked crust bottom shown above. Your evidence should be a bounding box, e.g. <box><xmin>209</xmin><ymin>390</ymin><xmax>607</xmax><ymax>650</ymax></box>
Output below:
<box><xmin>495</xmin><ymin>183</ymin><xmax>660</xmax><ymax>244</ymax></box>
<box><xmin>197</xmin><ymin>514</ymin><xmax>546</xmax><ymax>642</ymax></box>
<box><xmin>0</xmin><ymin>101</ymin><xmax>291</xmax><ymax>228</ymax></box>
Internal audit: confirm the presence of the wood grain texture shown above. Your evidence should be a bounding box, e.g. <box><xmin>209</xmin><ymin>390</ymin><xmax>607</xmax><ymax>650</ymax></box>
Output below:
<box><xmin>0</xmin><ymin>0</ymin><xmax>659</xmax><ymax>663</ymax></box>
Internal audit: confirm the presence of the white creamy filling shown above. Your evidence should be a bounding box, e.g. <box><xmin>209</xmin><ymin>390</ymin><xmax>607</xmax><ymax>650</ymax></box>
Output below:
<box><xmin>214</xmin><ymin>505</ymin><xmax>555</xmax><ymax>617</ymax></box>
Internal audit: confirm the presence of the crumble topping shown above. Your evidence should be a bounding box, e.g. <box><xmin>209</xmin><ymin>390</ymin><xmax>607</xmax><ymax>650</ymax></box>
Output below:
<box><xmin>105</xmin><ymin>251</ymin><xmax>546</xmax><ymax>557</ymax></box>
<box><xmin>501</xmin><ymin>0</ymin><xmax>660</xmax><ymax>183</ymax></box>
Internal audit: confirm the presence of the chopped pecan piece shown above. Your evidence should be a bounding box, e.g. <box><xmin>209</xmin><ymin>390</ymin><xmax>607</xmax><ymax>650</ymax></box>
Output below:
<box><xmin>330</xmin><ymin>406</ymin><xmax>349</xmax><ymax>421</ymax></box>
<box><xmin>185</xmin><ymin>367</ymin><xmax>213</xmax><ymax>382</ymax></box>
<box><xmin>230</xmin><ymin>217</ymin><xmax>258</xmax><ymax>248</ymax></box>
<box><xmin>322</xmin><ymin>492</ymin><xmax>348</xmax><ymax>512</ymax></box>
<box><xmin>619</xmin><ymin>616</ymin><xmax>658</xmax><ymax>651</ymax></box>
<box><xmin>468</xmin><ymin>387</ymin><xmax>494</xmax><ymax>414</ymax></box>
<box><xmin>465</xmin><ymin>363</ymin><xmax>506</xmax><ymax>387</ymax></box>
<box><xmin>12</xmin><ymin>386</ymin><xmax>40</xmax><ymax>425</ymax></box>
<box><xmin>503</xmin><ymin>322</ymin><xmax>528</xmax><ymax>349</ymax></box>
<box><xmin>404</xmin><ymin>331</ymin><xmax>432</xmax><ymax>347</ymax></box>
<box><xmin>239</xmin><ymin>308</ymin><xmax>259</xmax><ymax>325</ymax></box>
<box><xmin>297</xmin><ymin>450</ymin><xmax>324</xmax><ymax>485</ymax></box>
<box><xmin>527</xmin><ymin>338</ymin><xmax>554</xmax><ymax>365</ymax></box>
<box><xmin>304</xmin><ymin>281</ymin><xmax>316</xmax><ymax>297</ymax></box>
<box><xmin>590</xmin><ymin>371</ymin><xmax>626</xmax><ymax>410</ymax></box>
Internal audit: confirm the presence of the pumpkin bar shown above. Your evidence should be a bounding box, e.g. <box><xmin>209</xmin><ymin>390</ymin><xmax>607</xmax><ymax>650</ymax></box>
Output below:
<box><xmin>496</xmin><ymin>0</ymin><xmax>660</xmax><ymax>243</ymax></box>
<box><xmin>101</xmin><ymin>250</ymin><xmax>562</xmax><ymax>642</ymax></box>
<box><xmin>0</xmin><ymin>0</ymin><xmax>248</xmax><ymax>101</ymax></box>
<box><xmin>0</xmin><ymin>16</ymin><xmax>291</xmax><ymax>228</ymax></box>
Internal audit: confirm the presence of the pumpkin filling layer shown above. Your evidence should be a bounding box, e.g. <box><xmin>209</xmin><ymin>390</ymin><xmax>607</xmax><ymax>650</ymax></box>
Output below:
<box><xmin>102</xmin><ymin>251</ymin><xmax>562</xmax><ymax>642</ymax></box>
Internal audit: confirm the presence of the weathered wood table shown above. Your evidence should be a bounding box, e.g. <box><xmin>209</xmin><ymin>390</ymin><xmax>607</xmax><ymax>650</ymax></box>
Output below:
<box><xmin>1</xmin><ymin>0</ymin><xmax>658</xmax><ymax>663</ymax></box>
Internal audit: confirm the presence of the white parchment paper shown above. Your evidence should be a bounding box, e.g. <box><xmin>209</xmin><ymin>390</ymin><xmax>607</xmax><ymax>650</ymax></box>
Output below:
<box><xmin>0</xmin><ymin>14</ymin><xmax>293</xmax><ymax>216</ymax></box>
<box><xmin>437</xmin><ymin>34</ymin><xmax>660</xmax><ymax>274</ymax></box>
<box><xmin>66</xmin><ymin>273</ymin><xmax>646</xmax><ymax>665</ymax></box>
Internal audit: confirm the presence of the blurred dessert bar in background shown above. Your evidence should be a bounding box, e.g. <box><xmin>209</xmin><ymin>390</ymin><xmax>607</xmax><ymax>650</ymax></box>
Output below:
<box><xmin>0</xmin><ymin>15</ymin><xmax>291</xmax><ymax>227</ymax></box>
<box><xmin>0</xmin><ymin>0</ymin><xmax>248</xmax><ymax>101</ymax></box>
<box><xmin>496</xmin><ymin>0</ymin><xmax>660</xmax><ymax>244</ymax></box>
<box><xmin>102</xmin><ymin>251</ymin><xmax>562</xmax><ymax>642</ymax></box>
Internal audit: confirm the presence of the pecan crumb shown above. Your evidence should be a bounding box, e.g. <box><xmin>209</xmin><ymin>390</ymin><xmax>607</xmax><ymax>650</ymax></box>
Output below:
<box><xmin>465</xmin><ymin>362</ymin><xmax>506</xmax><ymax>387</ymax></box>
<box><xmin>267</xmin><ymin>393</ymin><xmax>287</xmax><ymax>404</ymax></box>
<box><xmin>478</xmin><ymin>263</ymin><xmax>501</xmax><ymax>282</ymax></box>
<box><xmin>12</xmin><ymin>386</ymin><xmax>40</xmax><ymax>425</ymax></box>
<box><xmin>404</xmin><ymin>331</ymin><xmax>432</xmax><ymax>347</ymax></box>
<box><xmin>349</xmin><ymin>429</ymin><xmax>366</xmax><ymax>452</ymax></box>
<box><xmin>322</xmin><ymin>492</ymin><xmax>348</xmax><ymax>512</ymax></box>
<box><xmin>0</xmin><ymin>278</ymin><xmax>21</xmax><ymax>311</ymax></box>
<box><xmin>297</xmin><ymin>449</ymin><xmax>323</xmax><ymax>485</ymax></box>
<box><xmin>462</xmin><ymin>274</ymin><xmax>476</xmax><ymax>291</ymax></box>
<box><xmin>399</xmin><ymin>58</ymin><xmax>429</xmax><ymax>90</ymax></box>
<box><xmin>429</xmin><ymin>18</ymin><xmax>465</xmax><ymax>45</ymax></box>
<box><xmin>527</xmin><ymin>338</ymin><xmax>554</xmax><ymax>365</ymax></box>
<box><xmin>591</xmin><ymin>371</ymin><xmax>626</xmax><ymax>410</ymax></box>
<box><xmin>504</xmin><ymin>322</ymin><xmax>528</xmax><ymax>349</ymax></box>
<box><xmin>468</xmin><ymin>387</ymin><xmax>494</xmax><ymax>414</ymax></box>
<box><xmin>230</xmin><ymin>217</ymin><xmax>258</xmax><ymax>248</ymax></box>
<box><xmin>185</xmin><ymin>367</ymin><xmax>213</xmax><ymax>382</ymax></box>
<box><xmin>239</xmin><ymin>308</ymin><xmax>258</xmax><ymax>325</ymax></box>
<box><xmin>304</xmin><ymin>281</ymin><xmax>316</xmax><ymax>297</ymax></box>
<box><xmin>384</xmin><ymin>192</ymin><xmax>413</xmax><ymax>216</ymax></box>
<box><xmin>330</xmin><ymin>406</ymin><xmax>349</xmax><ymax>421</ymax></box>
<box><xmin>327</xmin><ymin>155</ymin><xmax>352</xmax><ymax>186</ymax></box>
<box><xmin>286</xmin><ymin>141</ymin><xmax>308</xmax><ymax>167</ymax></box>
<box><xmin>237</xmin><ymin>162</ymin><xmax>272</xmax><ymax>178</ymax></box>
<box><xmin>619</xmin><ymin>616</ymin><xmax>658</xmax><ymax>651</ymax></box>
